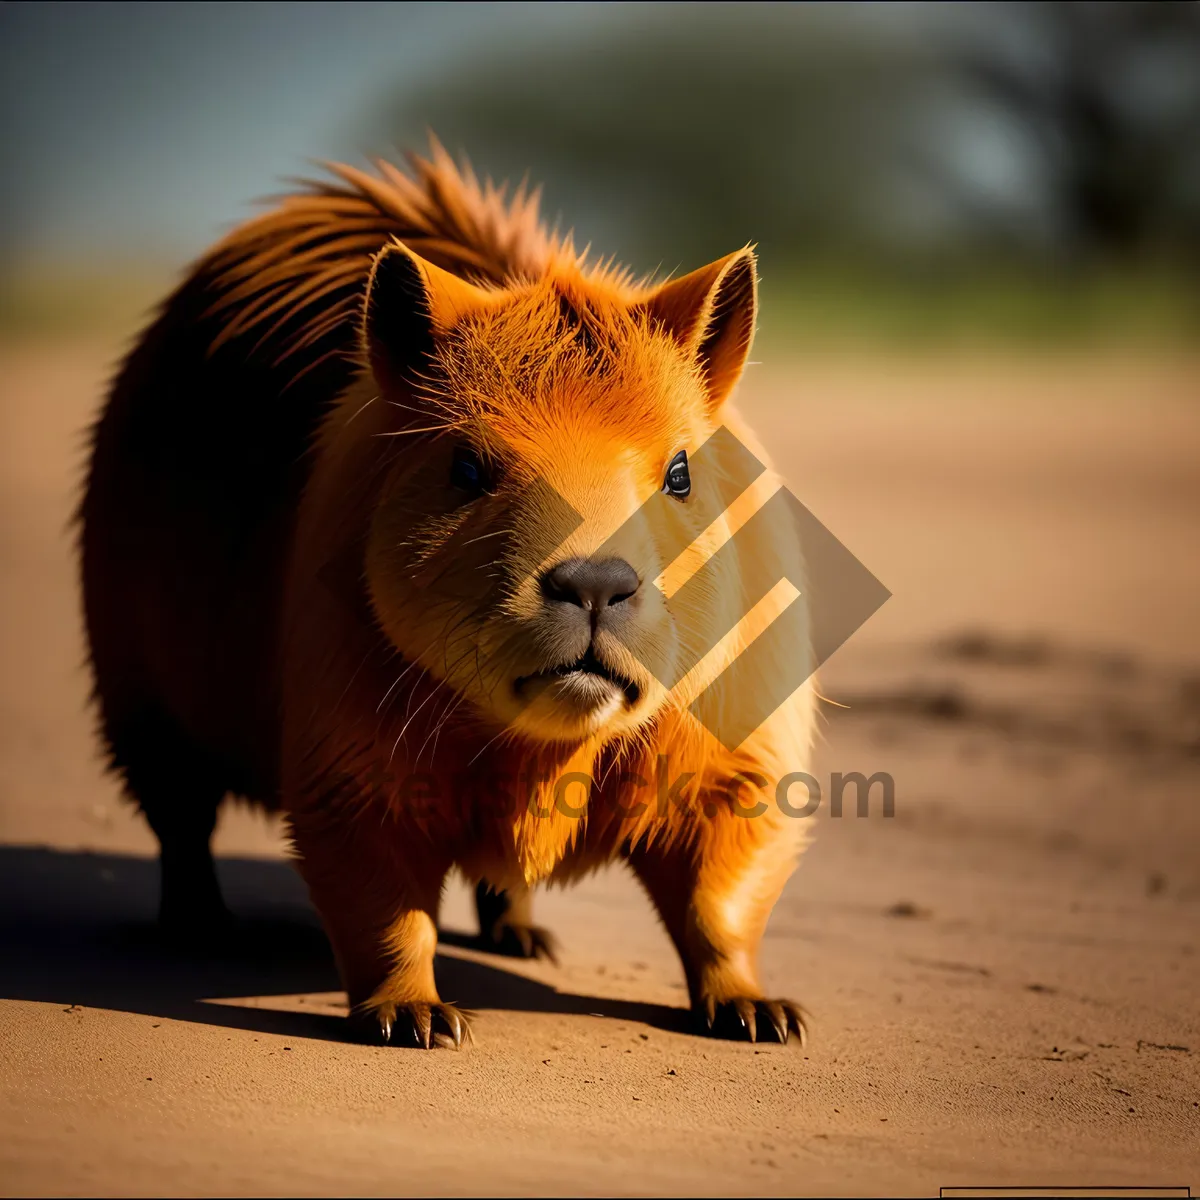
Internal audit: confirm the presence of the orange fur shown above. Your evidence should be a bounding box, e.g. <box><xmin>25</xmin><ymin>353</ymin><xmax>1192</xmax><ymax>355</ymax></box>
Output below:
<box><xmin>79</xmin><ymin>139</ymin><xmax>815</xmax><ymax>1048</ymax></box>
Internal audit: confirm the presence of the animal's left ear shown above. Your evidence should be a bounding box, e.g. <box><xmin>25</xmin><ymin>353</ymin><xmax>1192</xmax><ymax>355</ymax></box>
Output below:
<box><xmin>362</xmin><ymin>240</ymin><xmax>499</xmax><ymax>394</ymax></box>
<box><xmin>637</xmin><ymin>248</ymin><xmax>757</xmax><ymax>410</ymax></box>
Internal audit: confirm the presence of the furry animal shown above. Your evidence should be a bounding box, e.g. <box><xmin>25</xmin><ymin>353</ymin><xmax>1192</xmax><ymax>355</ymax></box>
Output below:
<box><xmin>79</xmin><ymin>140</ymin><xmax>815</xmax><ymax>1049</ymax></box>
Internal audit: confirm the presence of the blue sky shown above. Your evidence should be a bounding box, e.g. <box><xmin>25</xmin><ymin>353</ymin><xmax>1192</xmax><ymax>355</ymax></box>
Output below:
<box><xmin>0</xmin><ymin>2</ymin><xmax>624</xmax><ymax>264</ymax></box>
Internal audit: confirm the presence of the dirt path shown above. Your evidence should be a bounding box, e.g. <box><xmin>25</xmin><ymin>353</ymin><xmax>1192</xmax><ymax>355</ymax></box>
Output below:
<box><xmin>1</xmin><ymin>338</ymin><xmax>1197</xmax><ymax>1195</ymax></box>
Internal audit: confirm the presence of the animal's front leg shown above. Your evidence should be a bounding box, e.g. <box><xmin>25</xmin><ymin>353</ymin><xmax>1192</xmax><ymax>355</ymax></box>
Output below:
<box><xmin>626</xmin><ymin>807</ymin><xmax>807</xmax><ymax>1044</ymax></box>
<box><xmin>290</xmin><ymin>808</ymin><xmax>470</xmax><ymax>1049</ymax></box>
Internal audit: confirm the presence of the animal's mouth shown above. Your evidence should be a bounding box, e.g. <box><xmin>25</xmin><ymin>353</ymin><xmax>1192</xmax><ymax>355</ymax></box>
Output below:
<box><xmin>517</xmin><ymin>647</ymin><xmax>642</xmax><ymax>707</ymax></box>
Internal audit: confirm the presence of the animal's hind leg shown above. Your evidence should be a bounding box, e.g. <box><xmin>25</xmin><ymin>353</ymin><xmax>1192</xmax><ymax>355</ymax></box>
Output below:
<box><xmin>474</xmin><ymin>882</ymin><xmax>558</xmax><ymax>963</ymax></box>
<box><xmin>112</xmin><ymin>710</ymin><xmax>230</xmax><ymax>935</ymax></box>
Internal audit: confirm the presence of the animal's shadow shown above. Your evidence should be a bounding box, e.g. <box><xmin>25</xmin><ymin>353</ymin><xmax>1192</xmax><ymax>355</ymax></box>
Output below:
<box><xmin>0</xmin><ymin>846</ymin><xmax>688</xmax><ymax>1043</ymax></box>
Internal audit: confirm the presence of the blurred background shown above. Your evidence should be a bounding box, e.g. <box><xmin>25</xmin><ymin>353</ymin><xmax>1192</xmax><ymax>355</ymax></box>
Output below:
<box><xmin>2</xmin><ymin>0</ymin><xmax>1198</xmax><ymax>344</ymax></box>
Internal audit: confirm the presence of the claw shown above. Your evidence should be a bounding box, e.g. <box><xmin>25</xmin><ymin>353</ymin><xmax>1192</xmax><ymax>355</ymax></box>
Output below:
<box><xmin>698</xmin><ymin>996</ymin><xmax>810</xmax><ymax>1046</ymax></box>
<box><xmin>734</xmin><ymin>997</ymin><xmax>758</xmax><ymax>1043</ymax></box>
<box><xmin>489</xmin><ymin>921</ymin><xmax>560</xmax><ymax>964</ymax></box>
<box><xmin>763</xmin><ymin>1001</ymin><xmax>789</xmax><ymax>1045</ymax></box>
<box><xmin>781</xmin><ymin>1000</ymin><xmax>808</xmax><ymax>1047</ymax></box>
<box><xmin>414</xmin><ymin>1004</ymin><xmax>433</xmax><ymax>1049</ymax></box>
<box><xmin>442</xmin><ymin>1005</ymin><xmax>464</xmax><ymax>1049</ymax></box>
<box><xmin>347</xmin><ymin>1009</ymin><xmax>393</xmax><ymax>1046</ymax></box>
<box><xmin>789</xmin><ymin>1004</ymin><xmax>809</xmax><ymax>1049</ymax></box>
<box><xmin>354</xmin><ymin>1001</ymin><xmax>473</xmax><ymax>1050</ymax></box>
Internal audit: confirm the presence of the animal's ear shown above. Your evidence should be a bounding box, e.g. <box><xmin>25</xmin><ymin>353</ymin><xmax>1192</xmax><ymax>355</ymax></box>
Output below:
<box><xmin>363</xmin><ymin>241</ymin><xmax>498</xmax><ymax>389</ymax></box>
<box><xmin>638</xmin><ymin>248</ymin><xmax>758</xmax><ymax>410</ymax></box>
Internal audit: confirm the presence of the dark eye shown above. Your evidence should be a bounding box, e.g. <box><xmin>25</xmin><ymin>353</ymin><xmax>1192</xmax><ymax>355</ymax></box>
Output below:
<box><xmin>450</xmin><ymin>446</ymin><xmax>491</xmax><ymax>496</ymax></box>
<box><xmin>662</xmin><ymin>449</ymin><xmax>690</xmax><ymax>500</ymax></box>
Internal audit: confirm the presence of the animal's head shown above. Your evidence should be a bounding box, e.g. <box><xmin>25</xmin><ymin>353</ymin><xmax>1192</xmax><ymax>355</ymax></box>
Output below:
<box><xmin>360</xmin><ymin>241</ymin><xmax>762</xmax><ymax>748</ymax></box>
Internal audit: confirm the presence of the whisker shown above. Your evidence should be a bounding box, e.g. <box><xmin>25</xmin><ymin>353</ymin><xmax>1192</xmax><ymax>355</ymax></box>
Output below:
<box><xmin>388</xmin><ymin>685</ymin><xmax>444</xmax><ymax>766</ymax></box>
<box><xmin>460</xmin><ymin>528</ymin><xmax>508</xmax><ymax>548</ymax></box>
<box><xmin>342</xmin><ymin>394</ymin><xmax>379</xmax><ymax>426</ymax></box>
<box><xmin>373</xmin><ymin>424</ymin><xmax>450</xmax><ymax>438</ymax></box>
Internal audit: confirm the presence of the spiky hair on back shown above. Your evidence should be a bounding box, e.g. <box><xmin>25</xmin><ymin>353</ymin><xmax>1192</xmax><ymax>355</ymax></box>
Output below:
<box><xmin>150</xmin><ymin>133</ymin><xmax>754</xmax><ymax>453</ymax></box>
<box><xmin>198</xmin><ymin>137</ymin><xmax>620</xmax><ymax>374</ymax></box>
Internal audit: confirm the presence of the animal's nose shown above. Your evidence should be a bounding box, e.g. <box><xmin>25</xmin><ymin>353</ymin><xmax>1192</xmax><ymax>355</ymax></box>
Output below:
<box><xmin>540</xmin><ymin>557</ymin><xmax>641</xmax><ymax>611</ymax></box>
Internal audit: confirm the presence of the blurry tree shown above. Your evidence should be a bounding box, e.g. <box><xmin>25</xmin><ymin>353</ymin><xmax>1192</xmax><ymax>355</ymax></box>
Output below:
<box><xmin>366</xmin><ymin>1</ymin><xmax>1200</xmax><ymax>275</ymax></box>
<box><xmin>945</xmin><ymin>1</ymin><xmax>1200</xmax><ymax>265</ymax></box>
<box><xmin>366</xmin><ymin>4</ymin><xmax>939</xmax><ymax>272</ymax></box>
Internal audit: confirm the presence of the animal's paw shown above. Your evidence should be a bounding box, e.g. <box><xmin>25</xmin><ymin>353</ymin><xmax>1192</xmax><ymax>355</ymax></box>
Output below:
<box><xmin>699</xmin><ymin>996</ymin><xmax>808</xmax><ymax>1046</ymax></box>
<box><xmin>351</xmin><ymin>1001</ymin><xmax>474</xmax><ymax>1050</ymax></box>
<box><xmin>483</xmin><ymin>920</ymin><xmax>559</xmax><ymax>965</ymax></box>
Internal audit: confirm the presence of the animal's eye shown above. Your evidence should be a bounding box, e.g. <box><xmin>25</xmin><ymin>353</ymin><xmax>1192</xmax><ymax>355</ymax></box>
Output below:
<box><xmin>450</xmin><ymin>446</ymin><xmax>491</xmax><ymax>496</ymax></box>
<box><xmin>662</xmin><ymin>449</ymin><xmax>690</xmax><ymax>500</ymax></box>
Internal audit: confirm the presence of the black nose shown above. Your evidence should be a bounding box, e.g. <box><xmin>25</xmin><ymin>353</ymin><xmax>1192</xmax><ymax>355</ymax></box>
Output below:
<box><xmin>540</xmin><ymin>557</ymin><xmax>640</xmax><ymax>611</ymax></box>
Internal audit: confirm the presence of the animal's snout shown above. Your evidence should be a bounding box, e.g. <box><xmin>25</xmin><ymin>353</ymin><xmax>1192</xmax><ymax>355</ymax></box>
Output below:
<box><xmin>540</xmin><ymin>557</ymin><xmax>641</xmax><ymax>612</ymax></box>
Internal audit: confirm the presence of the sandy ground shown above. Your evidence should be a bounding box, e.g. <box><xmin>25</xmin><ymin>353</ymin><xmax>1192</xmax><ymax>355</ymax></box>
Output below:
<box><xmin>1</xmin><ymin>334</ymin><xmax>1198</xmax><ymax>1196</ymax></box>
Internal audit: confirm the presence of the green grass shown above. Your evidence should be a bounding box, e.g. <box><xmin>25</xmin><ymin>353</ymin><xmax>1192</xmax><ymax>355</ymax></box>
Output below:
<box><xmin>757</xmin><ymin>265</ymin><xmax>1200</xmax><ymax>351</ymax></box>
<box><xmin>3</xmin><ymin>259</ymin><xmax>1197</xmax><ymax>351</ymax></box>
<box><xmin>0</xmin><ymin>266</ymin><xmax>173</xmax><ymax>339</ymax></box>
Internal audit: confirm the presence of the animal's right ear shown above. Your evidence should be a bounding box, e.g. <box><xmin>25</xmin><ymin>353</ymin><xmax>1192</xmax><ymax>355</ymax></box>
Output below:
<box><xmin>636</xmin><ymin>248</ymin><xmax>758</xmax><ymax>411</ymax></box>
<box><xmin>362</xmin><ymin>241</ymin><xmax>498</xmax><ymax>391</ymax></box>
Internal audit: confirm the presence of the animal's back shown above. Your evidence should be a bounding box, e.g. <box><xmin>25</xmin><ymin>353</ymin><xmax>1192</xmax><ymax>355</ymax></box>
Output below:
<box><xmin>80</xmin><ymin>147</ymin><xmax>555</xmax><ymax>807</ymax></box>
